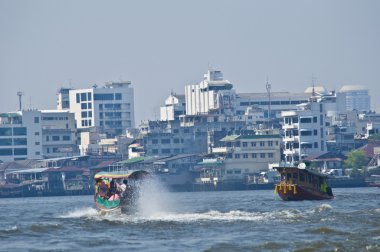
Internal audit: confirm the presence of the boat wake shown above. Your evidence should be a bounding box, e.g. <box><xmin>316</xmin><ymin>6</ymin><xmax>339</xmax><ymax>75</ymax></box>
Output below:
<box><xmin>58</xmin><ymin>207</ymin><xmax>99</xmax><ymax>219</ymax></box>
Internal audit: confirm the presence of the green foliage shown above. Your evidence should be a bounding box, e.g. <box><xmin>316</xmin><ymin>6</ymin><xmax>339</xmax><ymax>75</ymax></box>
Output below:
<box><xmin>344</xmin><ymin>150</ymin><xmax>368</xmax><ymax>169</ymax></box>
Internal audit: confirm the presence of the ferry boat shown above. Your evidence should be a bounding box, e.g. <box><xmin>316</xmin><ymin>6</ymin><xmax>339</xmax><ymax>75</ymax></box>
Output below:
<box><xmin>274</xmin><ymin>164</ymin><xmax>334</xmax><ymax>201</ymax></box>
<box><xmin>94</xmin><ymin>170</ymin><xmax>149</xmax><ymax>213</ymax></box>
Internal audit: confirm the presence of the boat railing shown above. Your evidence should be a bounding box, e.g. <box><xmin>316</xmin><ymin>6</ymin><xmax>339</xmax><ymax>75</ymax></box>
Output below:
<box><xmin>274</xmin><ymin>181</ymin><xmax>297</xmax><ymax>195</ymax></box>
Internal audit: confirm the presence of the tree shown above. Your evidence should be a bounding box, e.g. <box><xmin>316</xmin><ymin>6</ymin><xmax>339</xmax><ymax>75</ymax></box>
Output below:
<box><xmin>344</xmin><ymin>150</ymin><xmax>368</xmax><ymax>178</ymax></box>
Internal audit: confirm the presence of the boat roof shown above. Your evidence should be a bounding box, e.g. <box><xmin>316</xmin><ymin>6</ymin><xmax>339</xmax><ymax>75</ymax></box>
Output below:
<box><xmin>94</xmin><ymin>170</ymin><xmax>149</xmax><ymax>180</ymax></box>
<box><xmin>275</xmin><ymin>166</ymin><xmax>329</xmax><ymax>178</ymax></box>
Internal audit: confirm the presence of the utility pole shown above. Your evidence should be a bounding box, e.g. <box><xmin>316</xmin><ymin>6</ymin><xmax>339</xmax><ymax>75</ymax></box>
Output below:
<box><xmin>17</xmin><ymin>91</ymin><xmax>24</xmax><ymax>111</ymax></box>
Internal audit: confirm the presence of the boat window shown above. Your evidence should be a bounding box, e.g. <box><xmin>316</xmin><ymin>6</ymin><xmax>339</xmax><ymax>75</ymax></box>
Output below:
<box><xmin>292</xmin><ymin>173</ymin><xmax>298</xmax><ymax>182</ymax></box>
<box><xmin>287</xmin><ymin>173</ymin><xmax>292</xmax><ymax>182</ymax></box>
<box><xmin>299</xmin><ymin>173</ymin><xmax>305</xmax><ymax>182</ymax></box>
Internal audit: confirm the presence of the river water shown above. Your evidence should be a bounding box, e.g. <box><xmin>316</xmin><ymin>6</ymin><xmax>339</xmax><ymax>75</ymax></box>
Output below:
<box><xmin>0</xmin><ymin>185</ymin><xmax>379</xmax><ymax>251</ymax></box>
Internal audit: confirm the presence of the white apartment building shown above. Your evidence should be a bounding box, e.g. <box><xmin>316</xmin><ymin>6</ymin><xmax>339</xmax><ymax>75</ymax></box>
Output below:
<box><xmin>281</xmin><ymin>95</ymin><xmax>336</xmax><ymax>163</ymax></box>
<box><xmin>0</xmin><ymin>110</ymin><xmax>77</xmax><ymax>162</ymax></box>
<box><xmin>339</xmin><ymin>85</ymin><xmax>371</xmax><ymax>112</ymax></box>
<box><xmin>185</xmin><ymin>70</ymin><xmax>235</xmax><ymax>116</ymax></box>
<box><xmin>67</xmin><ymin>81</ymin><xmax>135</xmax><ymax>137</ymax></box>
<box><xmin>160</xmin><ymin>94</ymin><xmax>186</xmax><ymax>121</ymax></box>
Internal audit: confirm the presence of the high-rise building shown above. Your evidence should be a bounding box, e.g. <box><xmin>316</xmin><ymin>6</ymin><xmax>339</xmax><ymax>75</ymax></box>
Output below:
<box><xmin>339</xmin><ymin>85</ymin><xmax>371</xmax><ymax>112</ymax></box>
<box><xmin>160</xmin><ymin>94</ymin><xmax>186</xmax><ymax>121</ymax></box>
<box><xmin>185</xmin><ymin>70</ymin><xmax>235</xmax><ymax>116</ymax></box>
<box><xmin>68</xmin><ymin>82</ymin><xmax>135</xmax><ymax>137</ymax></box>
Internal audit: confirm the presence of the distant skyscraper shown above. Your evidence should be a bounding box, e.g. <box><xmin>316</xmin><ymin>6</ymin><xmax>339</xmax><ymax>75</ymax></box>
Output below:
<box><xmin>339</xmin><ymin>85</ymin><xmax>371</xmax><ymax>112</ymax></box>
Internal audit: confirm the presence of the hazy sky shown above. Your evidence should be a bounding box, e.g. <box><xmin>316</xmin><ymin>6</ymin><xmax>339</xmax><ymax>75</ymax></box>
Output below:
<box><xmin>0</xmin><ymin>0</ymin><xmax>379</xmax><ymax>124</ymax></box>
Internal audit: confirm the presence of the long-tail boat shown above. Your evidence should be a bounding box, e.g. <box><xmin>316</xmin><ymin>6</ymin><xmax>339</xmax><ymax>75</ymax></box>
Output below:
<box><xmin>274</xmin><ymin>164</ymin><xmax>333</xmax><ymax>201</ymax></box>
<box><xmin>94</xmin><ymin>170</ymin><xmax>149</xmax><ymax>212</ymax></box>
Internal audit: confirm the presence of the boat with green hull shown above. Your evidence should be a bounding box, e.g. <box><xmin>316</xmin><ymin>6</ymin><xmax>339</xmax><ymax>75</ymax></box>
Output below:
<box><xmin>94</xmin><ymin>170</ymin><xmax>149</xmax><ymax>212</ymax></box>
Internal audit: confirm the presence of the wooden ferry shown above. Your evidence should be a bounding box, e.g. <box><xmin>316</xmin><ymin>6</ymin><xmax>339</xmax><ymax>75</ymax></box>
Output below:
<box><xmin>94</xmin><ymin>170</ymin><xmax>149</xmax><ymax>212</ymax></box>
<box><xmin>274</xmin><ymin>164</ymin><xmax>333</xmax><ymax>201</ymax></box>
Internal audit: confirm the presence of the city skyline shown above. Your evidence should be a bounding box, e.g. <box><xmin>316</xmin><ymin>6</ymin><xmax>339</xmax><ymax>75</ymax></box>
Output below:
<box><xmin>1</xmin><ymin>0</ymin><xmax>379</xmax><ymax>124</ymax></box>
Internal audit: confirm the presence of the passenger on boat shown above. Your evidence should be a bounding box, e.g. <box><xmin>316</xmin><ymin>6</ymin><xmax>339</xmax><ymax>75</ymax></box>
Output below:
<box><xmin>108</xmin><ymin>179</ymin><xmax>118</xmax><ymax>196</ymax></box>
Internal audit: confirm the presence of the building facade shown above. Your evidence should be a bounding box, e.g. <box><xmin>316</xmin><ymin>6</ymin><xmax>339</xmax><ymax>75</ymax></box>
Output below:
<box><xmin>160</xmin><ymin>94</ymin><xmax>186</xmax><ymax>121</ymax></box>
<box><xmin>68</xmin><ymin>81</ymin><xmax>135</xmax><ymax>137</ymax></box>
<box><xmin>0</xmin><ymin>110</ymin><xmax>77</xmax><ymax>162</ymax></box>
<box><xmin>339</xmin><ymin>85</ymin><xmax>371</xmax><ymax>112</ymax></box>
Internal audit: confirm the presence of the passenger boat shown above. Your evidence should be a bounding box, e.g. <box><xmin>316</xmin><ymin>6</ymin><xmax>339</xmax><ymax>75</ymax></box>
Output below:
<box><xmin>94</xmin><ymin>170</ymin><xmax>149</xmax><ymax>212</ymax></box>
<box><xmin>274</xmin><ymin>164</ymin><xmax>333</xmax><ymax>201</ymax></box>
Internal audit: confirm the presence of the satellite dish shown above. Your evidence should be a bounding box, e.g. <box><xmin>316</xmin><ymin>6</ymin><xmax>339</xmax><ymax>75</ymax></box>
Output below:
<box><xmin>298</xmin><ymin>163</ymin><xmax>306</xmax><ymax>169</ymax></box>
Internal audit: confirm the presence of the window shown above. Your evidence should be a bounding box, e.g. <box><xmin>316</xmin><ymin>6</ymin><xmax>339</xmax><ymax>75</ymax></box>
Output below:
<box><xmin>76</xmin><ymin>93</ymin><xmax>80</xmax><ymax>103</ymax></box>
<box><xmin>0</xmin><ymin>139</ymin><xmax>12</xmax><ymax>146</ymax></box>
<box><xmin>251</xmin><ymin>142</ymin><xmax>256</xmax><ymax>147</ymax></box>
<box><xmin>88</xmin><ymin>103</ymin><xmax>92</xmax><ymax>109</ymax></box>
<box><xmin>34</xmin><ymin>117</ymin><xmax>39</xmax><ymax>123</ymax></box>
<box><xmin>0</xmin><ymin>128</ymin><xmax>12</xmax><ymax>136</ymax></box>
<box><xmin>260</xmin><ymin>141</ymin><xmax>265</xmax><ymax>147</ymax></box>
<box><xmin>300</xmin><ymin>117</ymin><xmax>312</xmax><ymax>123</ymax></box>
<box><xmin>235</xmin><ymin>154</ymin><xmax>240</xmax><ymax>159</ymax></box>
<box><xmin>314</xmin><ymin>142</ymin><xmax>318</xmax><ymax>148</ymax></box>
<box><xmin>13</xmin><ymin>128</ymin><xmax>27</xmax><ymax>136</ymax></box>
<box><xmin>314</xmin><ymin>130</ymin><xmax>318</xmax><ymax>135</ymax></box>
<box><xmin>14</xmin><ymin>148</ymin><xmax>27</xmax><ymax>155</ymax></box>
<box><xmin>88</xmin><ymin>120</ymin><xmax>92</xmax><ymax>126</ymax></box>
<box><xmin>46</xmin><ymin>136</ymin><xmax>49</xmax><ymax>141</ymax></box>
<box><xmin>87</xmin><ymin>92</ymin><xmax>92</xmax><ymax>100</ymax></box>
<box><xmin>35</xmin><ymin>132</ymin><xmax>40</xmax><ymax>136</ymax></box>
<box><xmin>234</xmin><ymin>169</ymin><xmax>241</xmax><ymax>174</ymax></box>
<box><xmin>161</xmin><ymin>139</ymin><xmax>171</xmax><ymax>144</ymax></box>
<box><xmin>173</xmin><ymin>139</ymin><xmax>180</xmax><ymax>143</ymax></box>
<box><xmin>260</xmin><ymin>153</ymin><xmax>265</xmax><ymax>158</ymax></box>
<box><xmin>0</xmin><ymin>149</ymin><xmax>12</xmax><ymax>156</ymax></box>
<box><xmin>81</xmin><ymin>103</ymin><xmax>87</xmax><ymax>109</ymax></box>
<box><xmin>94</xmin><ymin>94</ymin><xmax>114</xmax><ymax>100</ymax></box>
<box><xmin>251</xmin><ymin>153</ymin><xmax>257</xmax><ymax>158</ymax></box>
<box><xmin>243</xmin><ymin>153</ymin><xmax>248</xmax><ymax>158</ymax></box>
<box><xmin>52</xmin><ymin>148</ymin><xmax>58</xmax><ymax>153</ymax></box>
<box><xmin>35</xmin><ymin>142</ymin><xmax>40</xmax><ymax>145</ymax></box>
<box><xmin>81</xmin><ymin>93</ymin><xmax>87</xmax><ymax>101</ymax></box>
<box><xmin>14</xmin><ymin>138</ymin><xmax>27</xmax><ymax>145</ymax></box>
<box><xmin>152</xmin><ymin>139</ymin><xmax>159</xmax><ymax>144</ymax></box>
<box><xmin>99</xmin><ymin>104</ymin><xmax>103</xmax><ymax>110</ymax></box>
<box><xmin>88</xmin><ymin>111</ymin><xmax>93</xmax><ymax>117</ymax></box>
<box><xmin>268</xmin><ymin>141</ymin><xmax>273</xmax><ymax>146</ymax></box>
<box><xmin>52</xmin><ymin>136</ymin><xmax>60</xmax><ymax>141</ymax></box>
<box><xmin>268</xmin><ymin>153</ymin><xmax>273</xmax><ymax>158</ymax></box>
<box><xmin>115</xmin><ymin>93</ymin><xmax>122</xmax><ymax>100</ymax></box>
<box><xmin>300</xmin><ymin>130</ymin><xmax>312</xmax><ymax>136</ymax></box>
<box><xmin>35</xmin><ymin>152</ymin><xmax>40</xmax><ymax>155</ymax></box>
<box><xmin>152</xmin><ymin>149</ymin><xmax>158</xmax><ymax>154</ymax></box>
<box><xmin>63</xmin><ymin>135</ymin><xmax>70</xmax><ymax>141</ymax></box>
<box><xmin>81</xmin><ymin>111</ymin><xmax>87</xmax><ymax>118</ymax></box>
<box><xmin>313</xmin><ymin>117</ymin><xmax>317</xmax><ymax>123</ymax></box>
<box><xmin>242</xmin><ymin>142</ymin><xmax>248</xmax><ymax>147</ymax></box>
<box><xmin>275</xmin><ymin>141</ymin><xmax>279</xmax><ymax>146</ymax></box>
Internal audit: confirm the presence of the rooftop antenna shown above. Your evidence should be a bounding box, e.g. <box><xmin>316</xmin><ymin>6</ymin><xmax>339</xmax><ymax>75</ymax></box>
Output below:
<box><xmin>17</xmin><ymin>91</ymin><xmax>23</xmax><ymax>111</ymax></box>
<box><xmin>265</xmin><ymin>77</ymin><xmax>272</xmax><ymax>129</ymax></box>
<box><xmin>311</xmin><ymin>75</ymin><xmax>317</xmax><ymax>97</ymax></box>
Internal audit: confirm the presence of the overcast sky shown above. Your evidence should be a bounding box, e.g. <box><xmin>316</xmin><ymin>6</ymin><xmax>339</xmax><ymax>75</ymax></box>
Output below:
<box><xmin>0</xmin><ymin>0</ymin><xmax>379</xmax><ymax>125</ymax></box>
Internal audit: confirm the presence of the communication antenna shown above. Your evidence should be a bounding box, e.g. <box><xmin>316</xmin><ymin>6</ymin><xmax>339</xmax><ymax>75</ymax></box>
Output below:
<box><xmin>17</xmin><ymin>91</ymin><xmax>24</xmax><ymax>111</ymax></box>
<box><xmin>265</xmin><ymin>78</ymin><xmax>271</xmax><ymax>128</ymax></box>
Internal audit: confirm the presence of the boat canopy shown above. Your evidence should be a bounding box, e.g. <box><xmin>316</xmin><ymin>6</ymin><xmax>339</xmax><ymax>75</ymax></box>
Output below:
<box><xmin>94</xmin><ymin>170</ymin><xmax>149</xmax><ymax>180</ymax></box>
<box><xmin>275</xmin><ymin>166</ymin><xmax>329</xmax><ymax>178</ymax></box>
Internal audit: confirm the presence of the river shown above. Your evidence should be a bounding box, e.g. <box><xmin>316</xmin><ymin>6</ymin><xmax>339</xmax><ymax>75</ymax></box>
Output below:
<box><xmin>0</xmin><ymin>185</ymin><xmax>379</xmax><ymax>251</ymax></box>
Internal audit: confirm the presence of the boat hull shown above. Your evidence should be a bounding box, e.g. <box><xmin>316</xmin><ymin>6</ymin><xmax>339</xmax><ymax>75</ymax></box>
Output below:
<box><xmin>276</xmin><ymin>185</ymin><xmax>333</xmax><ymax>201</ymax></box>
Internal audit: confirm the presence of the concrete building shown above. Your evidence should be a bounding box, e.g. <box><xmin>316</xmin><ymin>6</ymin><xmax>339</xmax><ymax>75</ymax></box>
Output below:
<box><xmin>220</xmin><ymin>131</ymin><xmax>282</xmax><ymax>177</ymax></box>
<box><xmin>57</xmin><ymin>88</ymin><xmax>72</xmax><ymax>110</ymax></box>
<box><xmin>339</xmin><ymin>85</ymin><xmax>371</xmax><ymax>112</ymax></box>
<box><xmin>0</xmin><ymin>110</ymin><xmax>77</xmax><ymax>162</ymax></box>
<box><xmin>281</xmin><ymin>95</ymin><xmax>336</xmax><ymax>163</ymax></box>
<box><xmin>67</xmin><ymin>81</ymin><xmax>135</xmax><ymax>137</ymax></box>
<box><xmin>160</xmin><ymin>93</ymin><xmax>186</xmax><ymax>121</ymax></box>
<box><xmin>185</xmin><ymin>70</ymin><xmax>235</xmax><ymax>117</ymax></box>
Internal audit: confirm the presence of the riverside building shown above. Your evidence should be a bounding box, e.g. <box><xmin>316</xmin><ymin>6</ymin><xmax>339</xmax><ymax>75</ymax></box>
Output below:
<box><xmin>0</xmin><ymin>110</ymin><xmax>77</xmax><ymax>162</ymax></box>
